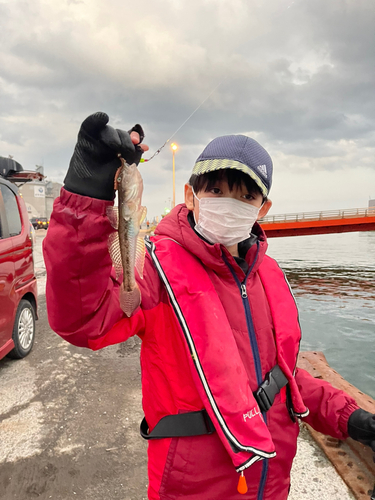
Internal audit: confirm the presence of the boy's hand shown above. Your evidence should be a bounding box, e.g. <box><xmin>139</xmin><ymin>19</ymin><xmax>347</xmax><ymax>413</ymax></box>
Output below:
<box><xmin>348</xmin><ymin>408</ymin><xmax>375</xmax><ymax>451</ymax></box>
<box><xmin>64</xmin><ymin>112</ymin><xmax>149</xmax><ymax>200</ymax></box>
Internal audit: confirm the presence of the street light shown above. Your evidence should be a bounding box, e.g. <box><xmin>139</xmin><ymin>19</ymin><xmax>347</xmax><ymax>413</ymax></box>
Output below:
<box><xmin>171</xmin><ymin>143</ymin><xmax>178</xmax><ymax>208</ymax></box>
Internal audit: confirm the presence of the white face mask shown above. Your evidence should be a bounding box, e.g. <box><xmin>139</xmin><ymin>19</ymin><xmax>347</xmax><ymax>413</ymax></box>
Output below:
<box><xmin>192</xmin><ymin>189</ymin><xmax>260</xmax><ymax>247</ymax></box>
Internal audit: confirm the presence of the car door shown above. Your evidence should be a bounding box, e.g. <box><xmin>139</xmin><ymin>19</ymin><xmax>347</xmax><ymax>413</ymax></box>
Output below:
<box><xmin>0</xmin><ymin>182</ymin><xmax>17</xmax><ymax>350</ymax></box>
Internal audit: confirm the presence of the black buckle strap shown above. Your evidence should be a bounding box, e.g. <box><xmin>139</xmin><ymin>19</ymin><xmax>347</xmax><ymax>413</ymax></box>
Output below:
<box><xmin>140</xmin><ymin>410</ymin><xmax>215</xmax><ymax>440</ymax></box>
<box><xmin>254</xmin><ymin>365</ymin><xmax>288</xmax><ymax>413</ymax></box>
<box><xmin>140</xmin><ymin>366</ymin><xmax>288</xmax><ymax>440</ymax></box>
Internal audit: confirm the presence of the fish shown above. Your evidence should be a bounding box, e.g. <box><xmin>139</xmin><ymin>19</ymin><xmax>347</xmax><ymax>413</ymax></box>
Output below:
<box><xmin>107</xmin><ymin>157</ymin><xmax>147</xmax><ymax>317</ymax></box>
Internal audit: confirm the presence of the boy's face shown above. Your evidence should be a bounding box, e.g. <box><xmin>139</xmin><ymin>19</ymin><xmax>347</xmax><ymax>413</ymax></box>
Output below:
<box><xmin>184</xmin><ymin>178</ymin><xmax>272</xmax><ymax>222</ymax></box>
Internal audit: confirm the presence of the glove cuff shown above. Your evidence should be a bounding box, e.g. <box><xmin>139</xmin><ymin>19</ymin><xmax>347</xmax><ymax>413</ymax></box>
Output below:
<box><xmin>60</xmin><ymin>187</ymin><xmax>114</xmax><ymax>214</ymax></box>
<box><xmin>340</xmin><ymin>403</ymin><xmax>361</xmax><ymax>437</ymax></box>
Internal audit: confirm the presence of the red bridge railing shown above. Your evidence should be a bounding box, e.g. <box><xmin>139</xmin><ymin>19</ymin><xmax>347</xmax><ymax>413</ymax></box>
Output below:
<box><xmin>259</xmin><ymin>207</ymin><xmax>375</xmax><ymax>224</ymax></box>
<box><xmin>259</xmin><ymin>207</ymin><xmax>375</xmax><ymax>237</ymax></box>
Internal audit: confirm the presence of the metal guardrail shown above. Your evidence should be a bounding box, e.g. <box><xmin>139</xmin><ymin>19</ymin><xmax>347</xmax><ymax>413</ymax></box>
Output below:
<box><xmin>259</xmin><ymin>207</ymin><xmax>375</xmax><ymax>224</ymax></box>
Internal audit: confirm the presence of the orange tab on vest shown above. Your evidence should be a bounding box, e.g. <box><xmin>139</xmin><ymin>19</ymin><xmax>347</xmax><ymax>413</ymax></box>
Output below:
<box><xmin>237</xmin><ymin>472</ymin><xmax>248</xmax><ymax>494</ymax></box>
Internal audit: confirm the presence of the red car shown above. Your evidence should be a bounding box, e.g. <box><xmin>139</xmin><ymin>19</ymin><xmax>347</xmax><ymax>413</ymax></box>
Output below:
<box><xmin>0</xmin><ymin>158</ymin><xmax>38</xmax><ymax>360</ymax></box>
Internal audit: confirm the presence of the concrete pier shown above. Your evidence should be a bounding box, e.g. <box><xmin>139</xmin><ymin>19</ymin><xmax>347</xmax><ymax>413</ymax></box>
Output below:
<box><xmin>290</xmin><ymin>425</ymin><xmax>355</xmax><ymax>500</ymax></box>
<box><xmin>0</xmin><ymin>230</ymin><xmax>358</xmax><ymax>500</ymax></box>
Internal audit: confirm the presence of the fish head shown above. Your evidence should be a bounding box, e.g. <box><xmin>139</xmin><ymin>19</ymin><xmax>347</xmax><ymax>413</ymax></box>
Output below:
<box><xmin>117</xmin><ymin>162</ymin><xmax>144</xmax><ymax>219</ymax></box>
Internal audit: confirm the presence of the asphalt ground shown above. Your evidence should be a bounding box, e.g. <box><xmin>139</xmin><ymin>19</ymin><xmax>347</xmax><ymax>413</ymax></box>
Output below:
<box><xmin>0</xmin><ymin>230</ymin><xmax>355</xmax><ymax>500</ymax></box>
<box><xmin>1</xmin><ymin>230</ymin><xmax>148</xmax><ymax>500</ymax></box>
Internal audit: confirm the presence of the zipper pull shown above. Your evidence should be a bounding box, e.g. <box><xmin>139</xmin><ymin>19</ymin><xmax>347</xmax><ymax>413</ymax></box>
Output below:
<box><xmin>237</xmin><ymin>471</ymin><xmax>248</xmax><ymax>494</ymax></box>
<box><xmin>241</xmin><ymin>283</ymin><xmax>247</xmax><ymax>298</ymax></box>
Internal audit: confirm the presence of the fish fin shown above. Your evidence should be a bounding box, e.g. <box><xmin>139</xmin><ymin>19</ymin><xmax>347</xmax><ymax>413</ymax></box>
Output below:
<box><xmin>106</xmin><ymin>206</ymin><xmax>119</xmax><ymax>230</ymax></box>
<box><xmin>139</xmin><ymin>206</ymin><xmax>147</xmax><ymax>226</ymax></box>
<box><xmin>108</xmin><ymin>232</ymin><xmax>123</xmax><ymax>279</ymax></box>
<box><xmin>119</xmin><ymin>283</ymin><xmax>141</xmax><ymax>317</ymax></box>
<box><xmin>135</xmin><ymin>236</ymin><xmax>146</xmax><ymax>279</ymax></box>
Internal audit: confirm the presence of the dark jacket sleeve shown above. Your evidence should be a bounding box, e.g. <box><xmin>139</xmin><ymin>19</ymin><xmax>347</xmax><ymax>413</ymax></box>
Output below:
<box><xmin>295</xmin><ymin>367</ymin><xmax>360</xmax><ymax>439</ymax></box>
<box><xmin>43</xmin><ymin>188</ymin><xmax>157</xmax><ymax>349</ymax></box>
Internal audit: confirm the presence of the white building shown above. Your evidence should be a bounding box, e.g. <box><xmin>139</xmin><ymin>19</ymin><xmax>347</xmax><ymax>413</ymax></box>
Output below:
<box><xmin>19</xmin><ymin>167</ymin><xmax>62</xmax><ymax>219</ymax></box>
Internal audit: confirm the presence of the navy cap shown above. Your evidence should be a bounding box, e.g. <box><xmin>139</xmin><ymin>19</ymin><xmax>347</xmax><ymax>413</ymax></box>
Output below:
<box><xmin>192</xmin><ymin>135</ymin><xmax>273</xmax><ymax>196</ymax></box>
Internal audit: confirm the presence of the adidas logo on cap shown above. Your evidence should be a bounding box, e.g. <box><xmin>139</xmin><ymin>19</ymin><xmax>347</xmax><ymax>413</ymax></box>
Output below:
<box><xmin>257</xmin><ymin>164</ymin><xmax>268</xmax><ymax>178</ymax></box>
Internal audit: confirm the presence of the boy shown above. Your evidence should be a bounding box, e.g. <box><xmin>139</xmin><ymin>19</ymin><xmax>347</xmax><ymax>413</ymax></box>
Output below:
<box><xmin>44</xmin><ymin>112</ymin><xmax>375</xmax><ymax>500</ymax></box>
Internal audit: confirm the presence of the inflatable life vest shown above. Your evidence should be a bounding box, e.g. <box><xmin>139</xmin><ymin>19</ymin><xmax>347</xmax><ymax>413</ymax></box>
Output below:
<box><xmin>146</xmin><ymin>235</ymin><xmax>309</xmax><ymax>472</ymax></box>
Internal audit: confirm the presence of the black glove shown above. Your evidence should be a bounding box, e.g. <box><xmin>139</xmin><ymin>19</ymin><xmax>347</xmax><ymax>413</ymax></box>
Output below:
<box><xmin>64</xmin><ymin>112</ymin><xmax>145</xmax><ymax>200</ymax></box>
<box><xmin>348</xmin><ymin>408</ymin><xmax>375</xmax><ymax>451</ymax></box>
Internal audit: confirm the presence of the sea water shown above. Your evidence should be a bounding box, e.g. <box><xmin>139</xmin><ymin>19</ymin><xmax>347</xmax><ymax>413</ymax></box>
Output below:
<box><xmin>267</xmin><ymin>231</ymin><xmax>375</xmax><ymax>399</ymax></box>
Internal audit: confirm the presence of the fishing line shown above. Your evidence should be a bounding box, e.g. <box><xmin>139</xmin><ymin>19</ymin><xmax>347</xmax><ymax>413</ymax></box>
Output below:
<box><xmin>142</xmin><ymin>0</ymin><xmax>302</xmax><ymax>162</ymax></box>
<box><xmin>143</xmin><ymin>78</ymin><xmax>227</xmax><ymax>162</ymax></box>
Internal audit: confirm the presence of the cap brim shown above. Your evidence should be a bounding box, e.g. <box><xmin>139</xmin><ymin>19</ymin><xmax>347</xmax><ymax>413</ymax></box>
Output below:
<box><xmin>192</xmin><ymin>159</ymin><xmax>268</xmax><ymax>196</ymax></box>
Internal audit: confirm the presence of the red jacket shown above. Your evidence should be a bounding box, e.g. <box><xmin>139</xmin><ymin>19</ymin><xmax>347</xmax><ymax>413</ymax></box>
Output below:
<box><xmin>44</xmin><ymin>189</ymin><xmax>359</xmax><ymax>500</ymax></box>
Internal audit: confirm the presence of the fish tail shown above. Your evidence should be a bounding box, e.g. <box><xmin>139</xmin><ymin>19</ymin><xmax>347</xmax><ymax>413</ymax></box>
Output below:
<box><xmin>119</xmin><ymin>283</ymin><xmax>141</xmax><ymax>317</ymax></box>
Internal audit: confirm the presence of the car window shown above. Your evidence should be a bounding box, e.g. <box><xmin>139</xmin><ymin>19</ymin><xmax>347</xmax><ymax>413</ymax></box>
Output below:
<box><xmin>0</xmin><ymin>184</ymin><xmax>22</xmax><ymax>237</ymax></box>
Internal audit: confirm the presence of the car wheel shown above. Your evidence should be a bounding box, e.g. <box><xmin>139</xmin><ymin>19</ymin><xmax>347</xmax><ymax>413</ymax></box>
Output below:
<box><xmin>7</xmin><ymin>299</ymin><xmax>36</xmax><ymax>359</ymax></box>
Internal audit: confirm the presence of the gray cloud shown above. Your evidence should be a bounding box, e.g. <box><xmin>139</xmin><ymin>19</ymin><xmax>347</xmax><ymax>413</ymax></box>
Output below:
<box><xmin>1</xmin><ymin>0</ymin><xmax>375</xmax><ymax>216</ymax></box>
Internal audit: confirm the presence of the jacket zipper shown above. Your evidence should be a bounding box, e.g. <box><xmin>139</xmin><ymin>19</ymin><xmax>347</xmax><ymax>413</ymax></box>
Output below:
<box><xmin>238</xmin><ymin>277</ymin><xmax>262</xmax><ymax>387</ymax></box>
<box><xmin>223</xmin><ymin>243</ymin><xmax>268</xmax><ymax>500</ymax></box>
<box><xmin>223</xmin><ymin>244</ymin><xmax>262</xmax><ymax>386</ymax></box>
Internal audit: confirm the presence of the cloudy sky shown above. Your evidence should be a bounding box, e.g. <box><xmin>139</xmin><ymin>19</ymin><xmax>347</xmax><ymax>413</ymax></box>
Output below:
<box><xmin>1</xmin><ymin>0</ymin><xmax>375</xmax><ymax>217</ymax></box>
